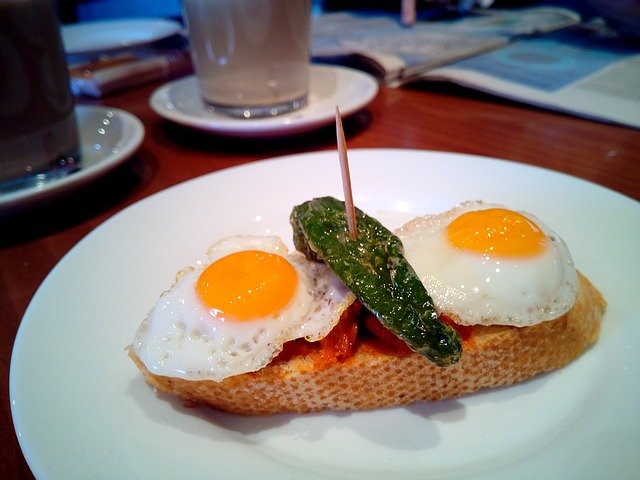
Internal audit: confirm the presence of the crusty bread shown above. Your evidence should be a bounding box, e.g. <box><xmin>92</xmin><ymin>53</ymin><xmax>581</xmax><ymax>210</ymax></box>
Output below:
<box><xmin>129</xmin><ymin>272</ymin><xmax>605</xmax><ymax>415</ymax></box>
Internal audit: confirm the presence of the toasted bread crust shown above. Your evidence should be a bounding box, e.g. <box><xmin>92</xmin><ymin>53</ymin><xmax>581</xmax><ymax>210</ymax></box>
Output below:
<box><xmin>129</xmin><ymin>272</ymin><xmax>605</xmax><ymax>415</ymax></box>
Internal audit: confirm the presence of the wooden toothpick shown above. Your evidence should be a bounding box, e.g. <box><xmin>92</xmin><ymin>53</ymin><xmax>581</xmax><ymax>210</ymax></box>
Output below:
<box><xmin>335</xmin><ymin>106</ymin><xmax>358</xmax><ymax>239</ymax></box>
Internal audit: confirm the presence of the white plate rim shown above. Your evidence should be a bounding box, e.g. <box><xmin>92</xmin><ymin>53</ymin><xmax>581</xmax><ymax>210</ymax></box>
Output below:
<box><xmin>9</xmin><ymin>148</ymin><xmax>640</xmax><ymax>479</ymax></box>
<box><xmin>149</xmin><ymin>64</ymin><xmax>379</xmax><ymax>137</ymax></box>
<box><xmin>0</xmin><ymin>105</ymin><xmax>144</xmax><ymax>214</ymax></box>
<box><xmin>61</xmin><ymin>18</ymin><xmax>183</xmax><ymax>56</ymax></box>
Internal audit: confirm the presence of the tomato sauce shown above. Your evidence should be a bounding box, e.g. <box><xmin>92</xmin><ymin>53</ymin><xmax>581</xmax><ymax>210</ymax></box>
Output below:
<box><xmin>274</xmin><ymin>303</ymin><xmax>473</xmax><ymax>367</ymax></box>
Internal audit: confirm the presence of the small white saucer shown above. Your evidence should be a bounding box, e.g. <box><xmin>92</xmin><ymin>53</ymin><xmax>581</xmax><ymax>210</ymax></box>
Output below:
<box><xmin>0</xmin><ymin>105</ymin><xmax>144</xmax><ymax>214</ymax></box>
<box><xmin>61</xmin><ymin>18</ymin><xmax>183</xmax><ymax>56</ymax></box>
<box><xmin>149</xmin><ymin>65</ymin><xmax>379</xmax><ymax>138</ymax></box>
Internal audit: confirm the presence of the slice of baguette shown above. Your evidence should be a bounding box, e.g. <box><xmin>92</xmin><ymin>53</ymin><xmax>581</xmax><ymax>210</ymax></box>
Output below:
<box><xmin>128</xmin><ymin>272</ymin><xmax>605</xmax><ymax>415</ymax></box>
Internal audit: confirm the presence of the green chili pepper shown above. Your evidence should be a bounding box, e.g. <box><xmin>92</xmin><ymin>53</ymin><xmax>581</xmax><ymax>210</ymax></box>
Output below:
<box><xmin>290</xmin><ymin>196</ymin><xmax>461</xmax><ymax>367</ymax></box>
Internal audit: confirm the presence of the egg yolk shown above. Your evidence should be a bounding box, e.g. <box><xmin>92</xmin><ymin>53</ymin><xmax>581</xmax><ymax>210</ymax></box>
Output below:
<box><xmin>196</xmin><ymin>250</ymin><xmax>297</xmax><ymax>321</ymax></box>
<box><xmin>446</xmin><ymin>208</ymin><xmax>547</xmax><ymax>257</ymax></box>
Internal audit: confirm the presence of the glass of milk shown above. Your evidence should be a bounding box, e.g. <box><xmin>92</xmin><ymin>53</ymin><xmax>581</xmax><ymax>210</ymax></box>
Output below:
<box><xmin>182</xmin><ymin>0</ymin><xmax>312</xmax><ymax>118</ymax></box>
<box><xmin>0</xmin><ymin>0</ymin><xmax>79</xmax><ymax>191</ymax></box>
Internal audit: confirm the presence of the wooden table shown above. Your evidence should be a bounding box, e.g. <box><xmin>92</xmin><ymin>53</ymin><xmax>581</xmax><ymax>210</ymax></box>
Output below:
<box><xmin>2</xmin><ymin>73</ymin><xmax>639</xmax><ymax>479</ymax></box>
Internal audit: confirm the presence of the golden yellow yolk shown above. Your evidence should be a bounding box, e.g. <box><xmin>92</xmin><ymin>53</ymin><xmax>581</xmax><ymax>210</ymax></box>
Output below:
<box><xmin>446</xmin><ymin>208</ymin><xmax>547</xmax><ymax>257</ymax></box>
<box><xmin>196</xmin><ymin>250</ymin><xmax>297</xmax><ymax>321</ymax></box>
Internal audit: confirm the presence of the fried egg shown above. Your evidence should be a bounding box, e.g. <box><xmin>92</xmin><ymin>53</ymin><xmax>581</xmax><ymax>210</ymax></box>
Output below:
<box><xmin>130</xmin><ymin>236</ymin><xmax>355</xmax><ymax>381</ymax></box>
<box><xmin>397</xmin><ymin>201</ymin><xmax>578</xmax><ymax>327</ymax></box>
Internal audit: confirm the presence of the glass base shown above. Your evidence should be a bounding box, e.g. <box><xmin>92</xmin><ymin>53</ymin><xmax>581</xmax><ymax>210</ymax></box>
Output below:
<box><xmin>0</xmin><ymin>148</ymin><xmax>81</xmax><ymax>194</ymax></box>
<box><xmin>206</xmin><ymin>94</ymin><xmax>308</xmax><ymax>119</ymax></box>
<box><xmin>0</xmin><ymin>112</ymin><xmax>80</xmax><ymax>193</ymax></box>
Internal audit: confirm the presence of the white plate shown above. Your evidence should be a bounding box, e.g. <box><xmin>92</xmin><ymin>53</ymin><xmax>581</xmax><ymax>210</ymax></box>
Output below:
<box><xmin>61</xmin><ymin>18</ymin><xmax>182</xmax><ymax>56</ymax></box>
<box><xmin>149</xmin><ymin>65</ymin><xmax>379</xmax><ymax>137</ymax></box>
<box><xmin>10</xmin><ymin>149</ymin><xmax>639</xmax><ymax>479</ymax></box>
<box><xmin>0</xmin><ymin>105</ymin><xmax>144</xmax><ymax>214</ymax></box>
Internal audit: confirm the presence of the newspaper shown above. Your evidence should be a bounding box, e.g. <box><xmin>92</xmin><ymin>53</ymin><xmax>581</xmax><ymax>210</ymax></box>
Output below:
<box><xmin>312</xmin><ymin>6</ymin><xmax>581</xmax><ymax>83</ymax></box>
<box><xmin>411</xmin><ymin>21</ymin><xmax>640</xmax><ymax>129</ymax></box>
<box><xmin>312</xmin><ymin>8</ymin><xmax>640</xmax><ymax>129</ymax></box>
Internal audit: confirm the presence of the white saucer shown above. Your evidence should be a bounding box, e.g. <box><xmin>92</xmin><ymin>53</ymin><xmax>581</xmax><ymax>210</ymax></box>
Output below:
<box><xmin>0</xmin><ymin>105</ymin><xmax>144</xmax><ymax>214</ymax></box>
<box><xmin>149</xmin><ymin>65</ymin><xmax>379</xmax><ymax>138</ymax></box>
<box><xmin>61</xmin><ymin>18</ymin><xmax>183</xmax><ymax>56</ymax></box>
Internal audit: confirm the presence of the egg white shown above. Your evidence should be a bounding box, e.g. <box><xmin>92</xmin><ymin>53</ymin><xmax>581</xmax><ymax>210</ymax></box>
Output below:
<box><xmin>397</xmin><ymin>201</ymin><xmax>578</xmax><ymax>327</ymax></box>
<box><xmin>131</xmin><ymin>236</ymin><xmax>355</xmax><ymax>381</ymax></box>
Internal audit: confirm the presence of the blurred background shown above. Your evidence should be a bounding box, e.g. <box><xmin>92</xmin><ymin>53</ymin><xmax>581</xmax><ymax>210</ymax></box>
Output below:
<box><xmin>55</xmin><ymin>0</ymin><xmax>640</xmax><ymax>45</ymax></box>
<box><xmin>56</xmin><ymin>1</ymin><xmax>600</xmax><ymax>24</ymax></box>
